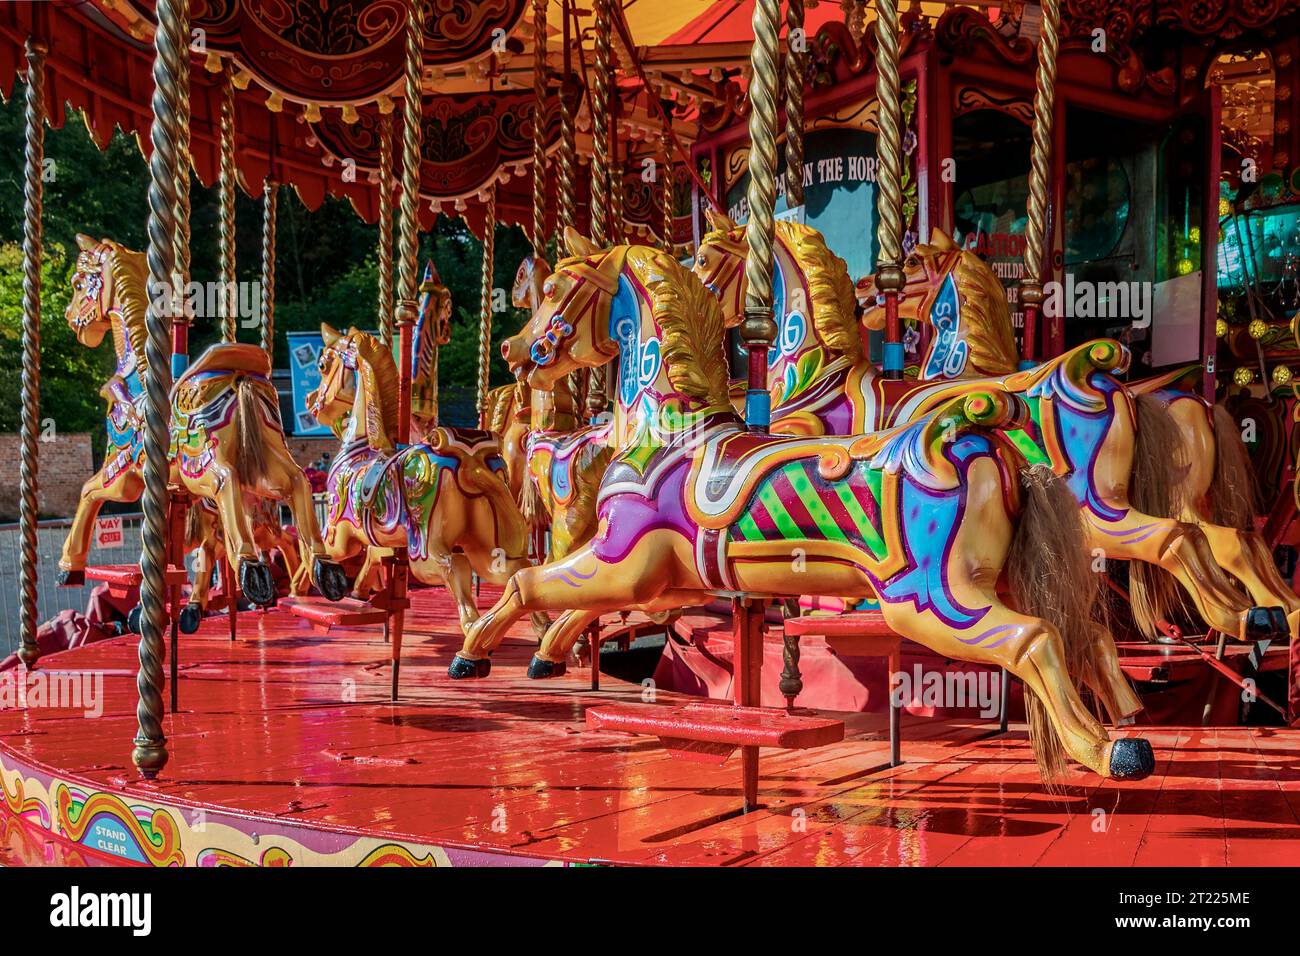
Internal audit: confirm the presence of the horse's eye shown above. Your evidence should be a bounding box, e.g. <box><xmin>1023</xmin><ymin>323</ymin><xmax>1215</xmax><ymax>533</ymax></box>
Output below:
<box><xmin>905</xmin><ymin>256</ymin><xmax>920</xmax><ymax>269</ymax></box>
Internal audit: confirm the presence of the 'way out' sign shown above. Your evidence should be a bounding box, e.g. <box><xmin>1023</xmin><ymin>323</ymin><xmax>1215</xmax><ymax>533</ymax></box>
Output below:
<box><xmin>94</xmin><ymin>516</ymin><xmax>123</xmax><ymax>549</ymax></box>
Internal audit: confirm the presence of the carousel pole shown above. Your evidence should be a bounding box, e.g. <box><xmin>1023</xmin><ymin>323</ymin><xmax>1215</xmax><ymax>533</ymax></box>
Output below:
<box><xmin>1019</xmin><ymin>0</ymin><xmax>1061</xmax><ymax>368</ymax></box>
<box><xmin>134</xmin><ymin>0</ymin><xmax>190</xmax><ymax>779</ymax></box>
<box><xmin>219</xmin><ymin>64</ymin><xmax>238</xmax><ymax>343</ymax></box>
<box><xmin>218</xmin><ymin>64</ymin><xmax>239</xmax><ymax>640</ymax></box>
<box><xmin>586</xmin><ymin>0</ymin><xmax>613</xmax><ymax>423</ymax></box>
<box><xmin>17</xmin><ymin>37</ymin><xmax>47</xmax><ymax>672</ymax></box>
<box><xmin>735</xmin><ymin>0</ymin><xmax>783</xmax><ymax>815</ymax></box>
<box><xmin>661</xmin><ymin>120</ymin><xmax>674</xmax><ymax>252</ymax></box>
<box><xmin>477</xmin><ymin>185</ymin><xmax>498</xmax><ymax>416</ymax></box>
<box><xmin>377</xmin><ymin>105</ymin><xmax>395</xmax><ymax>348</ymax></box>
<box><xmin>531</xmin><ymin>0</ymin><xmax>548</xmax><ymax>260</ymax></box>
<box><xmin>389</xmin><ymin>0</ymin><xmax>424</xmax><ymax>699</ymax></box>
<box><xmin>260</xmin><ymin>177</ymin><xmax>278</xmax><ymax>359</ymax></box>
<box><xmin>874</xmin><ymin>0</ymin><xmax>905</xmax><ymax>381</ymax></box>
<box><xmin>557</xmin><ymin>0</ymin><xmax>577</xmax><ymax>254</ymax></box>
<box><xmin>168</xmin><ymin>24</ymin><xmax>194</xmax><ymax>714</ymax></box>
<box><xmin>778</xmin><ymin>0</ymin><xmax>808</xmax><ymax>710</ymax></box>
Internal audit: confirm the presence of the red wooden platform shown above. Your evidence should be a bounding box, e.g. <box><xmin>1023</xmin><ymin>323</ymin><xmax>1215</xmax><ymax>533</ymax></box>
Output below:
<box><xmin>2</xmin><ymin>587</ymin><xmax>1299</xmax><ymax>867</ymax></box>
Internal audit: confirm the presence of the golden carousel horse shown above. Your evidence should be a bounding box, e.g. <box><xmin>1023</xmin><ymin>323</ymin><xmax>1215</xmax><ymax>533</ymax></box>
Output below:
<box><xmin>308</xmin><ymin>324</ymin><xmax>540</xmax><ymax>633</ymax></box>
<box><xmin>694</xmin><ymin>216</ymin><xmax>1287</xmax><ymax>654</ymax></box>
<box><xmin>453</xmin><ymin>241</ymin><xmax>1156</xmax><ymax>783</ymax></box>
<box><xmin>59</xmin><ymin>235</ymin><xmax>349</xmax><ymax>610</ymax></box>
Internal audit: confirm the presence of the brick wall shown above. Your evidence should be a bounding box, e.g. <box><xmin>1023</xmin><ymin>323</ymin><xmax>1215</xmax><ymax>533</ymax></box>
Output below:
<box><xmin>0</xmin><ymin>433</ymin><xmax>95</xmax><ymax>520</ymax></box>
<box><xmin>284</xmin><ymin>436</ymin><xmax>337</xmax><ymax>471</ymax></box>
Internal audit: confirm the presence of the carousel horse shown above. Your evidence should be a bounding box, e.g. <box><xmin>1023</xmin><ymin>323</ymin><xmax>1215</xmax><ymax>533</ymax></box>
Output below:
<box><xmin>410</xmin><ymin>260</ymin><xmax>453</xmax><ymax>442</ymax></box>
<box><xmin>452</xmin><ymin>242</ymin><xmax>1156</xmax><ymax>783</ymax></box>
<box><xmin>183</xmin><ymin>496</ymin><xmax>305</xmax><ymax>628</ymax></box>
<box><xmin>308</xmin><ymin>324</ymin><xmax>539</xmax><ymax>632</ymax></box>
<box><xmin>694</xmin><ymin>216</ymin><xmax>1285</xmax><ymax>654</ymax></box>
<box><xmin>59</xmin><ymin>234</ymin><xmax>349</xmax><ymax>608</ymax></box>
<box><xmin>859</xmin><ymin>229</ymin><xmax>1298</xmax><ymax>641</ymax></box>
<box><xmin>510</xmin><ymin>251</ymin><xmax>612</xmax><ymax>559</ymax></box>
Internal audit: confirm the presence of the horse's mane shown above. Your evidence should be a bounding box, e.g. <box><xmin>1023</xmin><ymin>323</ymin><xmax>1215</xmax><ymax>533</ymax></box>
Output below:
<box><xmin>351</xmin><ymin>330</ymin><xmax>400</xmax><ymax>443</ymax></box>
<box><xmin>624</xmin><ymin>246</ymin><xmax>729</xmax><ymax>407</ymax></box>
<box><xmin>775</xmin><ymin>220</ymin><xmax>861</xmax><ymax>364</ymax></box>
<box><xmin>414</xmin><ymin>282</ymin><xmax>450</xmax><ymax>382</ymax></box>
<box><xmin>935</xmin><ymin>242</ymin><xmax>1018</xmax><ymax>376</ymax></box>
<box><xmin>98</xmin><ymin>239</ymin><xmax>150</xmax><ymax>370</ymax></box>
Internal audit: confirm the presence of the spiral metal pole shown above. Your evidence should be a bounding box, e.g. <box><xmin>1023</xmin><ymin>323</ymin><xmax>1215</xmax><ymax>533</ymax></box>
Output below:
<box><xmin>134</xmin><ymin>0</ymin><xmax>189</xmax><ymax>778</ymax></box>
<box><xmin>219</xmin><ymin>65</ymin><xmax>238</xmax><ymax>342</ymax></box>
<box><xmin>1020</xmin><ymin>0</ymin><xmax>1061</xmax><ymax>367</ymax></box>
<box><xmin>260</xmin><ymin>178</ymin><xmax>277</xmax><ymax>358</ymax></box>
<box><xmin>557</xmin><ymin>0</ymin><xmax>577</xmax><ymax>255</ymax></box>
<box><xmin>531</xmin><ymin>0</ymin><xmax>548</xmax><ymax>259</ymax></box>
<box><xmin>377</xmin><ymin>108</ymin><xmax>395</xmax><ymax>348</ymax></box>
<box><xmin>173</xmin><ymin>40</ymin><xmax>192</xmax><ymax>372</ymax></box>
<box><xmin>662</xmin><ymin>128</ymin><xmax>674</xmax><ymax>252</ymax></box>
<box><xmin>784</xmin><ymin>0</ymin><xmax>806</xmax><ymax>208</ymax></box>
<box><xmin>396</xmin><ymin>0</ymin><xmax>423</xmax><ymax>447</ymax></box>
<box><xmin>873</xmin><ymin>0</ymin><xmax>905</xmax><ymax>380</ymax></box>
<box><xmin>741</xmin><ymin>0</ymin><xmax>781</xmax><ymax>431</ymax></box>
<box><xmin>17</xmin><ymin>38</ymin><xmax>46</xmax><ymax>671</ymax></box>
<box><xmin>589</xmin><ymin>0</ymin><xmax>612</xmax><ymax>246</ymax></box>
<box><xmin>478</xmin><ymin>186</ymin><xmax>498</xmax><ymax>415</ymax></box>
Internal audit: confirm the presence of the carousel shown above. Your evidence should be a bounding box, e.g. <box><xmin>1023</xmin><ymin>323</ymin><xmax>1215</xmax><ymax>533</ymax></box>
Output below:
<box><xmin>0</xmin><ymin>0</ymin><xmax>1298</xmax><ymax>868</ymax></box>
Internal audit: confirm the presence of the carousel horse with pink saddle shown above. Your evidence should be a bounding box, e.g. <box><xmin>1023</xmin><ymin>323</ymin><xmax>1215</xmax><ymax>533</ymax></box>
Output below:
<box><xmin>450</xmin><ymin>239</ymin><xmax>1155</xmax><ymax>784</ymax></box>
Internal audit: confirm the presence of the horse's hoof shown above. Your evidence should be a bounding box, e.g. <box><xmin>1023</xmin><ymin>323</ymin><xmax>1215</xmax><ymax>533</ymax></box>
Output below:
<box><xmin>178</xmin><ymin>604</ymin><xmax>203</xmax><ymax>635</ymax></box>
<box><xmin>125</xmin><ymin>604</ymin><xmax>142</xmax><ymax>635</ymax></box>
<box><xmin>313</xmin><ymin>558</ymin><xmax>350</xmax><ymax>602</ymax></box>
<box><xmin>526</xmin><ymin>655</ymin><xmax>566</xmax><ymax>680</ymax></box>
<box><xmin>57</xmin><ymin>568</ymin><xmax>85</xmax><ymax>587</ymax></box>
<box><xmin>448</xmin><ymin>656</ymin><xmax>491</xmax><ymax>680</ymax></box>
<box><xmin>1245</xmin><ymin>606</ymin><xmax>1287</xmax><ymax>643</ymax></box>
<box><xmin>1109</xmin><ymin>738</ymin><xmax>1154</xmax><ymax>781</ymax></box>
<box><xmin>239</xmin><ymin>560</ymin><xmax>277</xmax><ymax>607</ymax></box>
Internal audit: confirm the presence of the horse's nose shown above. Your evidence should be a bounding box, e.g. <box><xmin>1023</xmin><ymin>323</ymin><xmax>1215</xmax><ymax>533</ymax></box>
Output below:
<box><xmin>501</xmin><ymin>335</ymin><xmax>528</xmax><ymax>368</ymax></box>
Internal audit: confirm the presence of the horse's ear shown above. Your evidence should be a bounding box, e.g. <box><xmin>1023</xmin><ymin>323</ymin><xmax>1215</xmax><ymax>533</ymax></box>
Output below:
<box><xmin>565</xmin><ymin>227</ymin><xmax>598</xmax><ymax>257</ymax></box>
<box><xmin>704</xmin><ymin>207</ymin><xmax>737</xmax><ymax>233</ymax></box>
<box><xmin>928</xmin><ymin>229</ymin><xmax>957</xmax><ymax>252</ymax></box>
<box><xmin>76</xmin><ymin>233</ymin><xmax>98</xmax><ymax>252</ymax></box>
<box><xmin>320</xmin><ymin>323</ymin><xmax>340</xmax><ymax>346</ymax></box>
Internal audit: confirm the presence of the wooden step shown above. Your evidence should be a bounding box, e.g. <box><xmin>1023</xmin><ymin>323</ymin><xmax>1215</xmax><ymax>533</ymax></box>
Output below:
<box><xmin>280</xmin><ymin>596</ymin><xmax>389</xmax><ymax>629</ymax></box>
<box><xmin>85</xmin><ymin>564</ymin><xmax>189</xmax><ymax>588</ymax></box>
<box><xmin>586</xmin><ymin>701</ymin><xmax>844</xmax><ymax>764</ymax></box>
<box><xmin>784</xmin><ymin>610</ymin><xmax>901</xmax><ymax>656</ymax></box>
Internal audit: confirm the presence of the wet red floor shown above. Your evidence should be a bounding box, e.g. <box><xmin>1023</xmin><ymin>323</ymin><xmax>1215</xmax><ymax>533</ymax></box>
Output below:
<box><xmin>1</xmin><ymin>586</ymin><xmax>1298</xmax><ymax>866</ymax></box>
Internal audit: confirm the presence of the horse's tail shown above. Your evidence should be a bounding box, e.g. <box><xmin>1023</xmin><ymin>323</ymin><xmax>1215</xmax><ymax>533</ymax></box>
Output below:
<box><xmin>1129</xmin><ymin>393</ymin><xmax>1194</xmax><ymax>636</ymax></box>
<box><xmin>458</xmin><ymin>449</ymin><xmax>530</xmax><ymax>559</ymax></box>
<box><xmin>519</xmin><ymin>469</ymin><xmax>550</xmax><ymax>531</ymax></box>
<box><xmin>1210</xmin><ymin>402</ymin><xmax>1259</xmax><ymax>532</ymax></box>
<box><xmin>1008</xmin><ymin>463</ymin><xmax>1107</xmax><ymax>787</ymax></box>
<box><xmin>233</xmin><ymin>377</ymin><xmax>271</xmax><ymax>488</ymax></box>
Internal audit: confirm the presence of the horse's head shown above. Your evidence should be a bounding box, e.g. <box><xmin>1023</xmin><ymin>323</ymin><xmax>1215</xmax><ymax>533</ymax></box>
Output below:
<box><xmin>857</xmin><ymin>229</ymin><xmax>1018</xmax><ymax>379</ymax></box>
<box><xmin>511</xmin><ymin>254</ymin><xmax>553</xmax><ymax>311</ymax></box>
<box><xmin>501</xmin><ymin>228</ymin><xmax>624</xmax><ymax>392</ymax></box>
<box><xmin>67</xmin><ymin>234</ymin><xmax>143</xmax><ymax>348</ymax></box>
<box><xmin>692</xmin><ymin>209</ymin><xmax>747</xmax><ymax>328</ymax></box>
<box><xmin>307</xmin><ymin>323</ymin><xmax>358</xmax><ymax>430</ymax></box>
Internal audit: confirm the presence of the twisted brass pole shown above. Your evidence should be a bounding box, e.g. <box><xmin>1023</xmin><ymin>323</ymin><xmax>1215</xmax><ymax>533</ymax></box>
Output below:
<box><xmin>377</xmin><ymin>108</ymin><xmax>395</xmax><ymax>348</ymax></box>
<box><xmin>741</xmin><ymin>0</ymin><xmax>781</xmax><ymax>431</ymax></box>
<box><xmin>478</xmin><ymin>186</ymin><xmax>497</xmax><ymax>415</ymax></box>
<box><xmin>219</xmin><ymin>65</ymin><xmax>238</xmax><ymax>342</ymax></box>
<box><xmin>784</xmin><ymin>0</ymin><xmax>806</xmax><ymax>208</ymax></box>
<box><xmin>17</xmin><ymin>37</ymin><xmax>46</xmax><ymax>671</ymax></box>
<box><xmin>1020</xmin><ymin>0</ymin><xmax>1060</xmax><ymax>366</ymax></box>
<box><xmin>589</xmin><ymin>0</ymin><xmax>612</xmax><ymax>246</ymax></box>
<box><xmin>873</xmin><ymin>0</ymin><xmax>905</xmax><ymax>380</ymax></box>
<box><xmin>586</xmin><ymin>0</ymin><xmax>614</xmax><ymax>421</ymax></box>
<box><xmin>531</xmin><ymin>0</ymin><xmax>548</xmax><ymax>259</ymax></box>
<box><xmin>396</xmin><ymin>0</ymin><xmax>423</xmax><ymax>447</ymax></box>
<box><xmin>260</xmin><ymin>178</ymin><xmax>277</xmax><ymax>358</ymax></box>
<box><xmin>134</xmin><ymin>0</ymin><xmax>189</xmax><ymax>778</ymax></box>
<box><xmin>557</xmin><ymin>0</ymin><xmax>577</xmax><ymax>255</ymax></box>
<box><xmin>662</xmin><ymin>128</ymin><xmax>674</xmax><ymax>252</ymax></box>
